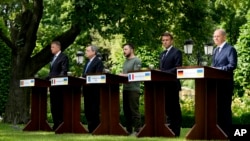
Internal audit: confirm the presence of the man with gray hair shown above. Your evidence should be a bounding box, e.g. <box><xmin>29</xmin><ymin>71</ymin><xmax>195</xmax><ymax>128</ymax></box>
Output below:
<box><xmin>82</xmin><ymin>45</ymin><xmax>104</xmax><ymax>133</ymax></box>
<box><xmin>48</xmin><ymin>41</ymin><xmax>69</xmax><ymax>130</ymax></box>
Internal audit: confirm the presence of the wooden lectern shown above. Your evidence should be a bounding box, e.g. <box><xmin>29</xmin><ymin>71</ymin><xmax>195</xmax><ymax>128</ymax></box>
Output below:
<box><xmin>86</xmin><ymin>73</ymin><xmax>128</xmax><ymax>135</ymax></box>
<box><xmin>177</xmin><ymin>66</ymin><xmax>230</xmax><ymax>140</ymax></box>
<box><xmin>20</xmin><ymin>78</ymin><xmax>52</xmax><ymax>131</ymax></box>
<box><xmin>128</xmin><ymin>70</ymin><xmax>176</xmax><ymax>137</ymax></box>
<box><xmin>50</xmin><ymin>76</ymin><xmax>87</xmax><ymax>134</ymax></box>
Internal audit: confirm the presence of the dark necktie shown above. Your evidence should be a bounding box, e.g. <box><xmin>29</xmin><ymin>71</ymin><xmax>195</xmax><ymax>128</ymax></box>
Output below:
<box><xmin>160</xmin><ymin>50</ymin><xmax>168</xmax><ymax>69</ymax></box>
<box><xmin>161</xmin><ymin>50</ymin><xmax>168</xmax><ymax>60</ymax></box>
<box><xmin>215</xmin><ymin>47</ymin><xmax>221</xmax><ymax>59</ymax></box>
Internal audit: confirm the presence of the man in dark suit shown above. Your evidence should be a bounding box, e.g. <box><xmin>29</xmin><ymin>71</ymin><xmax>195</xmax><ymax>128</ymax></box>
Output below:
<box><xmin>48</xmin><ymin>41</ymin><xmax>69</xmax><ymax>130</ymax></box>
<box><xmin>212</xmin><ymin>29</ymin><xmax>237</xmax><ymax>138</ymax></box>
<box><xmin>82</xmin><ymin>45</ymin><xmax>104</xmax><ymax>133</ymax></box>
<box><xmin>159</xmin><ymin>32</ymin><xmax>182</xmax><ymax>136</ymax></box>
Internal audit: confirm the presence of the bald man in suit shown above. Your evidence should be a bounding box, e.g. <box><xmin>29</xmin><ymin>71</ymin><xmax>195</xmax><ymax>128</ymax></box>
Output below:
<box><xmin>212</xmin><ymin>29</ymin><xmax>237</xmax><ymax>138</ymax></box>
<box><xmin>48</xmin><ymin>41</ymin><xmax>69</xmax><ymax>130</ymax></box>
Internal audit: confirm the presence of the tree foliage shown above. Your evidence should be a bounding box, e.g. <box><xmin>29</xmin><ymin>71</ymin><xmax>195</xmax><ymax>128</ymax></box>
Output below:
<box><xmin>0</xmin><ymin>0</ymin><xmax>249</xmax><ymax>123</ymax></box>
<box><xmin>0</xmin><ymin>0</ymin><xmax>82</xmax><ymax>123</ymax></box>
<box><xmin>212</xmin><ymin>0</ymin><xmax>250</xmax><ymax>45</ymax></box>
<box><xmin>234</xmin><ymin>10</ymin><xmax>250</xmax><ymax>97</ymax></box>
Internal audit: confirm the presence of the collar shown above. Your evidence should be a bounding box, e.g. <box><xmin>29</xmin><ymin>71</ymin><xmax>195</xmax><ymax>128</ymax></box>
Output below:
<box><xmin>89</xmin><ymin>55</ymin><xmax>96</xmax><ymax>62</ymax></box>
<box><xmin>218</xmin><ymin>42</ymin><xmax>226</xmax><ymax>49</ymax></box>
<box><xmin>55</xmin><ymin>51</ymin><xmax>61</xmax><ymax>57</ymax></box>
<box><xmin>166</xmin><ymin>46</ymin><xmax>173</xmax><ymax>52</ymax></box>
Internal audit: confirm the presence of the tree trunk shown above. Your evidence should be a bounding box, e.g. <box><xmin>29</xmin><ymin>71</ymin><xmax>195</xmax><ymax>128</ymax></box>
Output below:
<box><xmin>2</xmin><ymin>0</ymin><xmax>82</xmax><ymax>123</ymax></box>
<box><xmin>4</xmin><ymin>52</ymin><xmax>33</xmax><ymax>123</ymax></box>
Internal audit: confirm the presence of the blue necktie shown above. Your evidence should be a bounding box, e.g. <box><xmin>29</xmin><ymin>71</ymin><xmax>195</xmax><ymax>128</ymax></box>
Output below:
<box><xmin>84</xmin><ymin>61</ymin><xmax>91</xmax><ymax>73</ymax></box>
<box><xmin>51</xmin><ymin>56</ymin><xmax>57</xmax><ymax>66</ymax></box>
<box><xmin>215</xmin><ymin>47</ymin><xmax>220</xmax><ymax>60</ymax></box>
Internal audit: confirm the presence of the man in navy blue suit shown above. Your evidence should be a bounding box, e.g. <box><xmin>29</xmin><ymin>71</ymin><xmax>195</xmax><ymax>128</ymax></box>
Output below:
<box><xmin>48</xmin><ymin>41</ymin><xmax>69</xmax><ymax>130</ymax></box>
<box><xmin>212</xmin><ymin>29</ymin><xmax>237</xmax><ymax>138</ymax></box>
<box><xmin>82</xmin><ymin>45</ymin><xmax>104</xmax><ymax>133</ymax></box>
<box><xmin>159</xmin><ymin>32</ymin><xmax>182</xmax><ymax>136</ymax></box>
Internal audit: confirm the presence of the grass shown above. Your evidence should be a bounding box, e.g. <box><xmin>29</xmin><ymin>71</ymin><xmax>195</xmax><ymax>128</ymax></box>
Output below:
<box><xmin>0</xmin><ymin>122</ymin><xmax>190</xmax><ymax>141</ymax></box>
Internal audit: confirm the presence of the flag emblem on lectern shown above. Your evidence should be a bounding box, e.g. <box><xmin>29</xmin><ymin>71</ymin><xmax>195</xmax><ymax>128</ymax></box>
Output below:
<box><xmin>177</xmin><ymin>70</ymin><xmax>183</xmax><ymax>77</ymax></box>
<box><xmin>197</xmin><ymin>69</ymin><xmax>204</xmax><ymax>76</ymax></box>
<box><xmin>63</xmin><ymin>78</ymin><xmax>68</xmax><ymax>84</ymax></box>
<box><xmin>128</xmin><ymin>74</ymin><xmax>134</xmax><ymax>80</ymax></box>
<box><xmin>52</xmin><ymin>79</ymin><xmax>55</xmax><ymax>84</ymax></box>
<box><xmin>144</xmin><ymin>72</ymin><xmax>150</xmax><ymax>79</ymax></box>
<box><xmin>20</xmin><ymin>80</ymin><xmax>24</xmax><ymax>86</ymax></box>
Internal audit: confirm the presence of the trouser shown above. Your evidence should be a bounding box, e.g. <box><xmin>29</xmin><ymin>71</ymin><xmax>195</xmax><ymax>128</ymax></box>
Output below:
<box><xmin>165</xmin><ymin>82</ymin><xmax>182</xmax><ymax>136</ymax></box>
<box><xmin>123</xmin><ymin>90</ymin><xmax>141</xmax><ymax>133</ymax></box>
<box><xmin>50</xmin><ymin>86</ymin><xmax>64</xmax><ymax>130</ymax></box>
<box><xmin>83</xmin><ymin>86</ymin><xmax>100</xmax><ymax>133</ymax></box>
<box><xmin>217</xmin><ymin>80</ymin><xmax>233</xmax><ymax>138</ymax></box>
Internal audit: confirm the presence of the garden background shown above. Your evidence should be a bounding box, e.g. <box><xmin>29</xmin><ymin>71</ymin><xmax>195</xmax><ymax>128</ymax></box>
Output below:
<box><xmin>0</xmin><ymin>0</ymin><xmax>250</xmax><ymax>138</ymax></box>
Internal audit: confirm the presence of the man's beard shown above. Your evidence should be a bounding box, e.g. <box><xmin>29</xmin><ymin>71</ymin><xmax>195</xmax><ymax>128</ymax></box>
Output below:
<box><xmin>125</xmin><ymin>52</ymin><xmax>131</xmax><ymax>58</ymax></box>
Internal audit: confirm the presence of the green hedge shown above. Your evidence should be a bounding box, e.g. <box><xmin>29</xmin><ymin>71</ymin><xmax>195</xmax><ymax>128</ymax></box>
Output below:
<box><xmin>44</xmin><ymin>95</ymin><xmax>250</xmax><ymax>128</ymax></box>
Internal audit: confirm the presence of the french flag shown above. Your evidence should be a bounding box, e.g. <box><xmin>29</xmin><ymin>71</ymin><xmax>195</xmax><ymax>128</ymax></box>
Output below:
<box><xmin>128</xmin><ymin>74</ymin><xmax>134</xmax><ymax>80</ymax></box>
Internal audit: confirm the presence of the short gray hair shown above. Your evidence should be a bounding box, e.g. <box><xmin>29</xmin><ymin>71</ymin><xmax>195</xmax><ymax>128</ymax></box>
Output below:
<box><xmin>216</xmin><ymin>29</ymin><xmax>227</xmax><ymax>36</ymax></box>
<box><xmin>89</xmin><ymin>45</ymin><xmax>98</xmax><ymax>55</ymax></box>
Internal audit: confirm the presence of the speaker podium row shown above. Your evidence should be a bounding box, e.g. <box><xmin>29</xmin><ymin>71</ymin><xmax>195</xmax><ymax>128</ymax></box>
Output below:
<box><xmin>20</xmin><ymin>66</ymin><xmax>230</xmax><ymax>140</ymax></box>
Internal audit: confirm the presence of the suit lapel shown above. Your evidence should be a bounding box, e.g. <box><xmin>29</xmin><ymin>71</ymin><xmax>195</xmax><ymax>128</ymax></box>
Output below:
<box><xmin>213</xmin><ymin>43</ymin><xmax>228</xmax><ymax>66</ymax></box>
<box><xmin>160</xmin><ymin>50</ymin><xmax>168</xmax><ymax>68</ymax></box>
<box><xmin>161</xmin><ymin>48</ymin><xmax>175</xmax><ymax>68</ymax></box>
<box><xmin>212</xmin><ymin>48</ymin><xmax>217</xmax><ymax>66</ymax></box>
<box><xmin>85</xmin><ymin>57</ymin><xmax>97</xmax><ymax>73</ymax></box>
<box><xmin>50</xmin><ymin>53</ymin><xmax>62</xmax><ymax>69</ymax></box>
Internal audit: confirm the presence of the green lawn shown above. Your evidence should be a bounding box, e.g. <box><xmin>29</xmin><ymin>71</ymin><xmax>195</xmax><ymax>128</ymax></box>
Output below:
<box><xmin>0</xmin><ymin>123</ymin><xmax>190</xmax><ymax>141</ymax></box>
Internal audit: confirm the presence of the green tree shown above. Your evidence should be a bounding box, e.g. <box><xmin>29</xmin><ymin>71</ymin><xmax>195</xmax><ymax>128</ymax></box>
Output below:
<box><xmin>212</xmin><ymin>0</ymin><xmax>250</xmax><ymax>45</ymax></box>
<box><xmin>0</xmin><ymin>0</ymin><xmax>220</xmax><ymax>124</ymax></box>
<box><xmin>0</xmin><ymin>0</ymin><xmax>82</xmax><ymax>123</ymax></box>
<box><xmin>234</xmin><ymin>10</ymin><xmax>250</xmax><ymax>97</ymax></box>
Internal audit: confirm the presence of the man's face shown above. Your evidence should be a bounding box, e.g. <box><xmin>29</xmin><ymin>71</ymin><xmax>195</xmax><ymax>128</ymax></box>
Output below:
<box><xmin>161</xmin><ymin>35</ymin><xmax>173</xmax><ymax>49</ymax></box>
<box><xmin>85</xmin><ymin>46</ymin><xmax>95</xmax><ymax>59</ymax></box>
<box><xmin>213</xmin><ymin>30</ymin><xmax>226</xmax><ymax>46</ymax></box>
<box><xmin>51</xmin><ymin>43</ymin><xmax>60</xmax><ymax>55</ymax></box>
<box><xmin>123</xmin><ymin>45</ymin><xmax>132</xmax><ymax>58</ymax></box>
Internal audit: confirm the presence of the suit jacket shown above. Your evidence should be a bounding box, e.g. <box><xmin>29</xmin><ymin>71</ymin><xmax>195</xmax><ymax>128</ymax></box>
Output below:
<box><xmin>212</xmin><ymin>43</ymin><xmax>237</xmax><ymax>74</ymax></box>
<box><xmin>49</xmin><ymin>52</ymin><xmax>69</xmax><ymax>78</ymax></box>
<box><xmin>82</xmin><ymin>56</ymin><xmax>104</xmax><ymax>77</ymax></box>
<box><xmin>159</xmin><ymin>47</ymin><xmax>182</xmax><ymax>90</ymax></box>
<box><xmin>159</xmin><ymin>47</ymin><xmax>182</xmax><ymax>74</ymax></box>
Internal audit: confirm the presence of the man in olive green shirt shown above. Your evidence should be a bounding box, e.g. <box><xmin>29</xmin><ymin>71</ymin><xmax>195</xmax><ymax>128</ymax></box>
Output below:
<box><xmin>120</xmin><ymin>43</ymin><xmax>141</xmax><ymax>134</ymax></box>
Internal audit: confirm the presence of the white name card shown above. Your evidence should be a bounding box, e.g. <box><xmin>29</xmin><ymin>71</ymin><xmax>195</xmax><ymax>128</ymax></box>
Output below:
<box><xmin>51</xmin><ymin>77</ymin><xmax>68</xmax><ymax>86</ymax></box>
<box><xmin>128</xmin><ymin>71</ymin><xmax>151</xmax><ymax>82</ymax></box>
<box><xmin>86</xmin><ymin>75</ymin><xmax>106</xmax><ymax>84</ymax></box>
<box><xmin>20</xmin><ymin>79</ymin><xmax>35</xmax><ymax>87</ymax></box>
<box><xmin>177</xmin><ymin>68</ymin><xmax>204</xmax><ymax>78</ymax></box>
